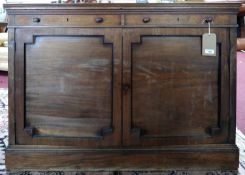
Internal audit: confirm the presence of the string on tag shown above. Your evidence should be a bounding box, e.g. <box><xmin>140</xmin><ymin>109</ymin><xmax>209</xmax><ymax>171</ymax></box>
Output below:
<box><xmin>208</xmin><ymin>22</ymin><xmax>211</xmax><ymax>35</ymax></box>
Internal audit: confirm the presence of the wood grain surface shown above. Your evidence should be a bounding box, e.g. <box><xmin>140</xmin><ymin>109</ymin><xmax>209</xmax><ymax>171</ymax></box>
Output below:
<box><xmin>4</xmin><ymin>2</ymin><xmax>240</xmax><ymax>172</ymax></box>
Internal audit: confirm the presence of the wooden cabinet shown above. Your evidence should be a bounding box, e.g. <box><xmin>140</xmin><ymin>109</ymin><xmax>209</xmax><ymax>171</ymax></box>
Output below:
<box><xmin>4</xmin><ymin>2</ymin><xmax>240</xmax><ymax>173</ymax></box>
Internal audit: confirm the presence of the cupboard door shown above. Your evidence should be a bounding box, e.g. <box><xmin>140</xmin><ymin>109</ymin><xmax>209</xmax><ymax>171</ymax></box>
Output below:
<box><xmin>123</xmin><ymin>28</ymin><xmax>230</xmax><ymax>147</ymax></box>
<box><xmin>14</xmin><ymin>28</ymin><xmax>122</xmax><ymax>147</ymax></box>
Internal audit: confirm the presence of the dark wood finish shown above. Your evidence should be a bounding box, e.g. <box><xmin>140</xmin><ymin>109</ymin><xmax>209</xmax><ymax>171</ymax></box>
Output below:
<box><xmin>123</xmin><ymin>28</ymin><xmax>230</xmax><ymax>147</ymax></box>
<box><xmin>125</xmin><ymin>14</ymin><xmax>237</xmax><ymax>26</ymax></box>
<box><xmin>15</xmin><ymin>27</ymin><xmax>122</xmax><ymax>147</ymax></box>
<box><xmin>8</xmin><ymin>26</ymin><xmax>15</xmax><ymax>145</ymax></box>
<box><xmin>238</xmin><ymin>3</ymin><xmax>245</xmax><ymax>38</ymax></box>
<box><xmin>237</xmin><ymin>3</ymin><xmax>245</xmax><ymax>50</ymax></box>
<box><xmin>14</xmin><ymin>15</ymin><xmax>121</xmax><ymax>27</ymax></box>
<box><xmin>0</xmin><ymin>22</ymin><xmax>7</xmax><ymax>32</ymax></box>
<box><xmin>4</xmin><ymin>2</ymin><xmax>240</xmax><ymax>172</ymax></box>
<box><xmin>229</xmin><ymin>27</ymin><xmax>238</xmax><ymax>144</ymax></box>
<box><xmin>6</xmin><ymin>145</ymin><xmax>239</xmax><ymax>171</ymax></box>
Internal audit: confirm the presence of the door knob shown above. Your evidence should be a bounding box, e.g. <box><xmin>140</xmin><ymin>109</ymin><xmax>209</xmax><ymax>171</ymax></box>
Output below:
<box><xmin>123</xmin><ymin>84</ymin><xmax>130</xmax><ymax>92</ymax></box>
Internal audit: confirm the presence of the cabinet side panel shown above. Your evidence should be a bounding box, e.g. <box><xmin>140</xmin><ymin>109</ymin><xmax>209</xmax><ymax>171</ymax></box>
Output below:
<box><xmin>229</xmin><ymin>27</ymin><xmax>237</xmax><ymax>143</ymax></box>
<box><xmin>8</xmin><ymin>27</ymin><xmax>15</xmax><ymax>145</ymax></box>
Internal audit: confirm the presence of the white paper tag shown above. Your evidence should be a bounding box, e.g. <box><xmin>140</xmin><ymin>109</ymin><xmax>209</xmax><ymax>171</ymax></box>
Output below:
<box><xmin>202</xmin><ymin>33</ymin><xmax>217</xmax><ymax>57</ymax></box>
<box><xmin>204</xmin><ymin>49</ymin><xmax>215</xmax><ymax>54</ymax></box>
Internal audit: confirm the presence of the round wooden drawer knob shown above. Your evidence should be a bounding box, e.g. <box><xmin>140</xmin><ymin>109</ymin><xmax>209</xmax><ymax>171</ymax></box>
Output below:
<box><xmin>96</xmin><ymin>17</ymin><xmax>104</xmax><ymax>23</ymax></box>
<box><xmin>33</xmin><ymin>17</ymin><xmax>41</xmax><ymax>23</ymax></box>
<box><xmin>143</xmin><ymin>17</ymin><xmax>151</xmax><ymax>23</ymax></box>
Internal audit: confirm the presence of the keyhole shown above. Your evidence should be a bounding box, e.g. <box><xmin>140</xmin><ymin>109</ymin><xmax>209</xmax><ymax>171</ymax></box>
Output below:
<box><xmin>177</xmin><ymin>17</ymin><xmax>180</xmax><ymax>22</ymax></box>
<box><xmin>66</xmin><ymin>18</ymin><xmax>69</xmax><ymax>22</ymax></box>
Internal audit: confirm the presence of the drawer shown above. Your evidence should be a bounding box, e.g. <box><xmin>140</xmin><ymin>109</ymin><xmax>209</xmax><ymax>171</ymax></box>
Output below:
<box><xmin>125</xmin><ymin>14</ymin><xmax>236</xmax><ymax>26</ymax></box>
<box><xmin>14</xmin><ymin>15</ymin><xmax>121</xmax><ymax>27</ymax></box>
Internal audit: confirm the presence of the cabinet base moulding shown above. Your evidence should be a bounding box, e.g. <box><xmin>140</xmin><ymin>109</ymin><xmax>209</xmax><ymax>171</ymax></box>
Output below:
<box><xmin>6</xmin><ymin>146</ymin><xmax>239</xmax><ymax>171</ymax></box>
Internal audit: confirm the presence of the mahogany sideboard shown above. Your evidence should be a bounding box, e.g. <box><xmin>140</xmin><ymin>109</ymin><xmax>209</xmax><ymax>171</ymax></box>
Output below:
<box><xmin>4</xmin><ymin>2</ymin><xmax>240</xmax><ymax>173</ymax></box>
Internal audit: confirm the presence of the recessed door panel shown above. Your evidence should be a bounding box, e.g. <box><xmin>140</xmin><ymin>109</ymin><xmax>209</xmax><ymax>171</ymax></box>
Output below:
<box><xmin>132</xmin><ymin>36</ymin><xmax>219</xmax><ymax>137</ymax></box>
<box><xmin>26</xmin><ymin>36</ymin><xmax>112</xmax><ymax>138</ymax></box>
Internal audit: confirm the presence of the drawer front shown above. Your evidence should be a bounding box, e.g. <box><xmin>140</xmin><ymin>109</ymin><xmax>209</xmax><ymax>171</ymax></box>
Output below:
<box><xmin>125</xmin><ymin>14</ymin><xmax>236</xmax><ymax>26</ymax></box>
<box><xmin>14</xmin><ymin>15</ymin><xmax>121</xmax><ymax>27</ymax></box>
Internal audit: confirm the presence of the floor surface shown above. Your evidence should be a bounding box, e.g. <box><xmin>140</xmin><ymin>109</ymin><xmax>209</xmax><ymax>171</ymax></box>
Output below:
<box><xmin>237</xmin><ymin>52</ymin><xmax>245</xmax><ymax>134</ymax></box>
<box><xmin>0</xmin><ymin>72</ymin><xmax>7</xmax><ymax>89</ymax></box>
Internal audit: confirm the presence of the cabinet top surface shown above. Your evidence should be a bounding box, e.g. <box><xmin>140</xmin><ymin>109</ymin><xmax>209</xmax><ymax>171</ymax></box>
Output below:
<box><xmin>4</xmin><ymin>2</ymin><xmax>241</xmax><ymax>13</ymax></box>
